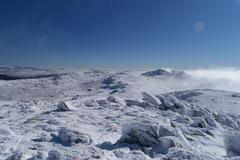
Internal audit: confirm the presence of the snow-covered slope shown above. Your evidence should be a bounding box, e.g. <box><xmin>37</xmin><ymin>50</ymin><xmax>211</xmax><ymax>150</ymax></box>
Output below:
<box><xmin>1</xmin><ymin>67</ymin><xmax>240</xmax><ymax>160</ymax></box>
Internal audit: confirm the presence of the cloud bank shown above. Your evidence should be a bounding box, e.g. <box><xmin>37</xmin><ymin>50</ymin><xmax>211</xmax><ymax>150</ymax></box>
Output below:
<box><xmin>185</xmin><ymin>68</ymin><xmax>240</xmax><ymax>92</ymax></box>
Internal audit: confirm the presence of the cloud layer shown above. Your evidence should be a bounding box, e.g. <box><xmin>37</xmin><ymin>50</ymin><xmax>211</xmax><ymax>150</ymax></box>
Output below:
<box><xmin>186</xmin><ymin>68</ymin><xmax>240</xmax><ymax>92</ymax></box>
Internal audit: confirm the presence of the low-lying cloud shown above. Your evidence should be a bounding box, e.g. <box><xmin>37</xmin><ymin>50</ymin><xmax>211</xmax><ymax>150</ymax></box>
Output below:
<box><xmin>185</xmin><ymin>68</ymin><xmax>240</xmax><ymax>92</ymax></box>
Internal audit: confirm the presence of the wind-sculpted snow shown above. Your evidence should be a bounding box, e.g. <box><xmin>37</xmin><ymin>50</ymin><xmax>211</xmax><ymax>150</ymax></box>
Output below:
<box><xmin>1</xmin><ymin>68</ymin><xmax>240</xmax><ymax>159</ymax></box>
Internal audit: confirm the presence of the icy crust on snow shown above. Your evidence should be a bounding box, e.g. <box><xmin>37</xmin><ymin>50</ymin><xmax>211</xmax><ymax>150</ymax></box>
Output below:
<box><xmin>1</xmin><ymin>68</ymin><xmax>240</xmax><ymax>159</ymax></box>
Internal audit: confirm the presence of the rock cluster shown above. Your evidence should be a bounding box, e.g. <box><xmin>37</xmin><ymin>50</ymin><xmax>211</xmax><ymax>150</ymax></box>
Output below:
<box><xmin>115</xmin><ymin>120</ymin><xmax>183</xmax><ymax>156</ymax></box>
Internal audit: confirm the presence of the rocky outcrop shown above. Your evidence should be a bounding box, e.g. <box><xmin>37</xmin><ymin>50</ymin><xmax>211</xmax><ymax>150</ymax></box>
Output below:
<box><xmin>114</xmin><ymin>120</ymin><xmax>184</xmax><ymax>156</ymax></box>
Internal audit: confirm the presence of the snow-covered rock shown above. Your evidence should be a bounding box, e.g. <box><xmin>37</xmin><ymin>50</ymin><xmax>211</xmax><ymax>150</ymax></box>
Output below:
<box><xmin>225</xmin><ymin>132</ymin><xmax>240</xmax><ymax>157</ymax></box>
<box><xmin>46</xmin><ymin>150</ymin><xmax>61</xmax><ymax>160</ymax></box>
<box><xmin>56</xmin><ymin>101</ymin><xmax>76</xmax><ymax>111</ymax></box>
<box><xmin>157</xmin><ymin>95</ymin><xmax>190</xmax><ymax>114</ymax></box>
<box><xmin>142</xmin><ymin>69</ymin><xmax>187</xmax><ymax>79</ymax></box>
<box><xmin>51</xmin><ymin>127</ymin><xmax>92</xmax><ymax>146</ymax></box>
<box><xmin>115</xmin><ymin>121</ymin><xmax>180</xmax><ymax>156</ymax></box>
<box><xmin>27</xmin><ymin>152</ymin><xmax>46</xmax><ymax>160</ymax></box>
<box><xmin>216</xmin><ymin>113</ymin><xmax>239</xmax><ymax>129</ymax></box>
<box><xmin>101</xmin><ymin>75</ymin><xmax>127</xmax><ymax>91</ymax></box>
<box><xmin>6</xmin><ymin>150</ymin><xmax>23</xmax><ymax>160</ymax></box>
<box><xmin>113</xmin><ymin>148</ymin><xmax>153</xmax><ymax>160</ymax></box>
<box><xmin>191</xmin><ymin>117</ymin><xmax>207</xmax><ymax>128</ymax></box>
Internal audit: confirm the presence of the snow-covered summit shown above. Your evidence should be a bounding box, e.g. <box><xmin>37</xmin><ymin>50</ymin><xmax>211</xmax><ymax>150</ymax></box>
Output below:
<box><xmin>0</xmin><ymin>68</ymin><xmax>240</xmax><ymax>159</ymax></box>
<box><xmin>141</xmin><ymin>68</ymin><xmax>187</xmax><ymax>78</ymax></box>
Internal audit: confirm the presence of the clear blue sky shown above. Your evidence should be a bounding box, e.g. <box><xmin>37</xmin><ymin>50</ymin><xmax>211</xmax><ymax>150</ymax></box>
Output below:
<box><xmin>0</xmin><ymin>0</ymin><xmax>240</xmax><ymax>69</ymax></box>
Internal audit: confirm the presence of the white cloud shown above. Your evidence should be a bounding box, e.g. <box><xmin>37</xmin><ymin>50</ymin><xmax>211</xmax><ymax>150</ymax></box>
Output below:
<box><xmin>185</xmin><ymin>68</ymin><xmax>240</xmax><ymax>92</ymax></box>
<box><xmin>186</xmin><ymin>68</ymin><xmax>240</xmax><ymax>82</ymax></box>
<box><xmin>193</xmin><ymin>21</ymin><xmax>206</xmax><ymax>32</ymax></box>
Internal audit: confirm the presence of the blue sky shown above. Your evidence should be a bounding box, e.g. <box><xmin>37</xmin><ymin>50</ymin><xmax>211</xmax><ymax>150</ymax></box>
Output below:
<box><xmin>0</xmin><ymin>0</ymin><xmax>240</xmax><ymax>69</ymax></box>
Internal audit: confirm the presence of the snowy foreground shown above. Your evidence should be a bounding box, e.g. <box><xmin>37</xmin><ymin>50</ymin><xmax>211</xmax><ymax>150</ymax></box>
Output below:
<box><xmin>1</xmin><ymin>67</ymin><xmax>240</xmax><ymax>160</ymax></box>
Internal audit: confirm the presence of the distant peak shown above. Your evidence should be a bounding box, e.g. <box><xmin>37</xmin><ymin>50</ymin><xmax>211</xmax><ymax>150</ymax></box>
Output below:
<box><xmin>141</xmin><ymin>68</ymin><xmax>187</xmax><ymax>78</ymax></box>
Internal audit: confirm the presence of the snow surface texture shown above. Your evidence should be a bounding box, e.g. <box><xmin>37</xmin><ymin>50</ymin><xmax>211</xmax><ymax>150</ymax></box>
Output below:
<box><xmin>1</xmin><ymin>67</ymin><xmax>240</xmax><ymax>159</ymax></box>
